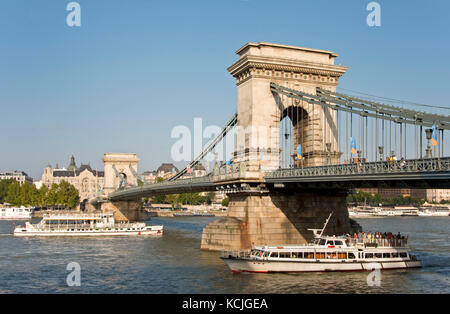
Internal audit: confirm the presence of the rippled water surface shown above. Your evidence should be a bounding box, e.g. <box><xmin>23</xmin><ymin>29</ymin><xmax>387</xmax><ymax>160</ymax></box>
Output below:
<box><xmin>0</xmin><ymin>217</ymin><xmax>448</xmax><ymax>293</ymax></box>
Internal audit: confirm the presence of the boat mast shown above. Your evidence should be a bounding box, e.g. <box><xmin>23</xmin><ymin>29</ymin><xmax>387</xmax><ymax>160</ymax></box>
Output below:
<box><xmin>319</xmin><ymin>212</ymin><xmax>333</xmax><ymax>237</ymax></box>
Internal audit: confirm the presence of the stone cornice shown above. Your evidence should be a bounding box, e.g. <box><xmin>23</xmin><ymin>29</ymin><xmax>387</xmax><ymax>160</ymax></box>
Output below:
<box><xmin>228</xmin><ymin>55</ymin><xmax>348</xmax><ymax>79</ymax></box>
<box><xmin>103</xmin><ymin>157</ymin><xmax>139</xmax><ymax>163</ymax></box>
<box><xmin>235</xmin><ymin>42</ymin><xmax>339</xmax><ymax>58</ymax></box>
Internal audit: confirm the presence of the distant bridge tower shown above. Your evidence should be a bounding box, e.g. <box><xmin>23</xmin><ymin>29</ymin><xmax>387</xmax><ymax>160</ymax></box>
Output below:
<box><xmin>228</xmin><ymin>42</ymin><xmax>347</xmax><ymax>172</ymax></box>
<box><xmin>103</xmin><ymin>153</ymin><xmax>139</xmax><ymax>193</ymax></box>
<box><xmin>93</xmin><ymin>153</ymin><xmax>144</xmax><ymax>221</ymax></box>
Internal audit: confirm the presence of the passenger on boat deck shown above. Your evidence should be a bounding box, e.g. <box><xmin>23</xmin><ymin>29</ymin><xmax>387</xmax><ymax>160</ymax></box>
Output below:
<box><xmin>346</xmin><ymin>231</ymin><xmax>407</xmax><ymax>240</ymax></box>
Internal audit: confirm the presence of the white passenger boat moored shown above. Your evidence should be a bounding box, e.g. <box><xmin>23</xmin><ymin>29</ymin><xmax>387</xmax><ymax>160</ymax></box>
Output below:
<box><xmin>13</xmin><ymin>212</ymin><xmax>163</xmax><ymax>237</ymax></box>
<box><xmin>221</xmin><ymin>214</ymin><xmax>421</xmax><ymax>273</ymax></box>
<box><xmin>0</xmin><ymin>206</ymin><xmax>33</xmax><ymax>220</ymax></box>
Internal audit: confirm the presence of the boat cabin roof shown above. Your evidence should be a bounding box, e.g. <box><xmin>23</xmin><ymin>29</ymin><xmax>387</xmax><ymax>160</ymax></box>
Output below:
<box><xmin>253</xmin><ymin>236</ymin><xmax>349</xmax><ymax>251</ymax></box>
<box><xmin>43</xmin><ymin>212</ymin><xmax>114</xmax><ymax>220</ymax></box>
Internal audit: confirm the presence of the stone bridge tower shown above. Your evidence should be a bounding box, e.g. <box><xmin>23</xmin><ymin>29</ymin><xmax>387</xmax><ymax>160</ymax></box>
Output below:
<box><xmin>97</xmin><ymin>153</ymin><xmax>144</xmax><ymax>222</ymax></box>
<box><xmin>228</xmin><ymin>42</ymin><xmax>347</xmax><ymax>173</ymax></box>
<box><xmin>201</xmin><ymin>43</ymin><xmax>358</xmax><ymax>251</ymax></box>
<box><xmin>103</xmin><ymin>153</ymin><xmax>139</xmax><ymax>194</ymax></box>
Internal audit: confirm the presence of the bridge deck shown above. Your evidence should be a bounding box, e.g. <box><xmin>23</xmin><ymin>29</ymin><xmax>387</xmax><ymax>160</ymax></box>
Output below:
<box><xmin>107</xmin><ymin>158</ymin><xmax>450</xmax><ymax>201</ymax></box>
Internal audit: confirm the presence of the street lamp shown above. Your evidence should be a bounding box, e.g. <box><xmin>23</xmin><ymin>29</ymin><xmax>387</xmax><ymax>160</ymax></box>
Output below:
<box><xmin>378</xmin><ymin>146</ymin><xmax>384</xmax><ymax>161</ymax></box>
<box><xmin>425</xmin><ymin>128</ymin><xmax>433</xmax><ymax>158</ymax></box>
<box><xmin>326</xmin><ymin>142</ymin><xmax>331</xmax><ymax>165</ymax></box>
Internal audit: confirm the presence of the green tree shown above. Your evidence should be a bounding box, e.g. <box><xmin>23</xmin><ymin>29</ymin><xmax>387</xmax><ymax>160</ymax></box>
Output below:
<box><xmin>37</xmin><ymin>185</ymin><xmax>49</xmax><ymax>207</ymax></box>
<box><xmin>19</xmin><ymin>182</ymin><xmax>33</xmax><ymax>206</ymax></box>
<box><xmin>221</xmin><ymin>197</ymin><xmax>229</xmax><ymax>207</ymax></box>
<box><xmin>166</xmin><ymin>194</ymin><xmax>179</xmax><ymax>210</ymax></box>
<box><xmin>5</xmin><ymin>181</ymin><xmax>21</xmax><ymax>206</ymax></box>
<box><xmin>56</xmin><ymin>181</ymin><xmax>80</xmax><ymax>208</ymax></box>
<box><xmin>0</xmin><ymin>179</ymin><xmax>15</xmax><ymax>203</ymax></box>
<box><xmin>46</xmin><ymin>183</ymin><xmax>60</xmax><ymax>206</ymax></box>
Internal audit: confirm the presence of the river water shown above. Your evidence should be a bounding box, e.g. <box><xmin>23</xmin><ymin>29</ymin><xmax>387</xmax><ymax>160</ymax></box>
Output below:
<box><xmin>0</xmin><ymin>216</ymin><xmax>448</xmax><ymax>293</ymax></box>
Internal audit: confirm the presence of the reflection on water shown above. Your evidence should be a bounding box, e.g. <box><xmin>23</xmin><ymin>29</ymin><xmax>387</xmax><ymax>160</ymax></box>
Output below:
<box><xmin>0</xmin><ymin>217</ymin><xmax>448</xmax><ymax>293</ymax></box>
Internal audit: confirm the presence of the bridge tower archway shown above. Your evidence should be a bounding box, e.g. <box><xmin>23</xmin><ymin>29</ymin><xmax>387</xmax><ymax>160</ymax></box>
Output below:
<box><xmin>228</xmin><ymin>42</ymin><xmax>347</xmax><ymax>172</ymax></box>
<box><xmin>103</xmin><ymin>153</ymin><xmax>139</xmax><ymax>194</ymax></box>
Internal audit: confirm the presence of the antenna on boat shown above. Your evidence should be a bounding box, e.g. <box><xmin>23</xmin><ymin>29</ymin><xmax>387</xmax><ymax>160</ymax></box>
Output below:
<box><xmin>307</xmin><ymin>212</ymin><xmax>333</xmax><ymax>239</ymax></box>
<box><xmin>318</xmin><ymin>212</ymin><xmax>333</xmax><ymax>238</ymax></box>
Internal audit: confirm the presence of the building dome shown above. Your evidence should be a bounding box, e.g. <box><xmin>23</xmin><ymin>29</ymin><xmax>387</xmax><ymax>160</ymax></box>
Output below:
<box><xmin>67</xmin><ymin>155</ymin><xmax>78</xmax><ymax>171</ymax></box>
<box><xmin>193</xmin><ymin>164</ymin><xmax>205</xmax><ymax>171</ymax></box>
<box><xmin>156</xmin><ymin>163</ymin><xmax>178</xmax><ymax>174</ymax></box>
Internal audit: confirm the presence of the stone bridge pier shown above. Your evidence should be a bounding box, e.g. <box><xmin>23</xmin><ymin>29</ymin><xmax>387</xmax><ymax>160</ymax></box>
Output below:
<box><xmin>201</xmin><ymin>42</ymin><xmax>359</xmax><ymax>251</ymax></box>
<box><xmin>201</xmin><ymin>187</ymin><xmax>360</xmax><ymax>251</ymax></box>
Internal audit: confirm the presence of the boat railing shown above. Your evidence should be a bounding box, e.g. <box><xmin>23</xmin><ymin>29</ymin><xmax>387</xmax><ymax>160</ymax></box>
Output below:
<box><xmin>43</xmin><ymin>212</ymin><xmax>114</xmax><ymax>219</ymax></box>
<box><xmin>221</xmin><ymin>250</ymin><xmax>252</xmax><ymax>259</ymax></box>
<box><xmin>346</xmin><ymin>238</ymin><xmax>408</xmax><ymax>248</ymax></box>
<box><xmin>37</xmin><ymin>222</ymin><xmax>142</xmax><ymax>231</ymax></box>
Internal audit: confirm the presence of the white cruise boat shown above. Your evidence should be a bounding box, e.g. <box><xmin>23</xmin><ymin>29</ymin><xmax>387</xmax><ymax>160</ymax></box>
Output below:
<box><xmin>0</xmin><ymin>206</ymin><xmax>33</xmax><ymax>220</ymax></box>
<box><xmin>418</xmin><ymin>208</ymin><xmax>449</xmax><ymax>217</ymax></box>
<box><xmin>221</xmin><ymin>214</ymin><xmax>421</xmax><ymax>273</ymax></box>
<box><xmin>13</xmin><ymin>211</ymin><xmax>163</xmax><ymax>237</ymax></box>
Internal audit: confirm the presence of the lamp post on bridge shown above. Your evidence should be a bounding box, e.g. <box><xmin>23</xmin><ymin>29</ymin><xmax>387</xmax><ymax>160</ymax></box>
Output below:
<box><xmin>326</xmin><ymin>142</ymin><xmax>331</xmax><ymax>165</ymax></box>
<box><xmin>425</xmin><ymin>128</ymin><xmax>433</xmax><ymax>158</ymax></box>
<box><xmin>378</xmin><ymin>146</ymin><xmax>384</xmax><ymax>161</ymax></box>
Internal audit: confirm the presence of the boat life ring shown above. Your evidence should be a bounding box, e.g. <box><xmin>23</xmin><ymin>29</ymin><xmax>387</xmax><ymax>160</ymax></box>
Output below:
<box><xmin>138</xmin><ymin>231</ymin><xmax>141</xmax><ymax>235</ymax></box>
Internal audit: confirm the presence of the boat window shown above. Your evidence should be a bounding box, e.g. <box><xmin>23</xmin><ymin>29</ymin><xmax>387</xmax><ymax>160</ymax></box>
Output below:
<box><xmin>327</xmin><ymin>252</ymin><xmax>337</xmax><ymax>259</ymax></box>
<box><xmin>334</xmin><ymin>241</ymin><xmax>343</xmax><ymax>246</ymax></box>
<box><xmin>399</xmin><ymin>252</ymin><xmax>407</xmax><ymax>258</ymax></box>
<box><xmin>304</xmin><ymin>252</ymin><xmax>315</xmax><ymax>259</ymax></box>
<box><xmin>374</xmin><ymin>253</ymin><xmax>382</xmax><ymax>258</ymax></box>
<box><xmin>319</xmin><ymin>239</ymin><xmax>326</xmax><ymax>246</ymax></box>
<box><xmin>263</xmin><ymin>252</ymin><xmax>270</xmax><ymax>257</ymax></box>
<box><xmin>270</xmin><ymin>252</ymin><xmax>279</xmax><ymax>258</ymax></box>
<box><xmin>337</xmin><ymin>252</ymin><xmax>347</xmax><ymax>259</ymax></box>
<box><xmin>292</xmin><ymin>252</ymin><xmax>302</xmax><ymax>258</ymax></box>
<box><xmin>279</xmin><ymin>252</ymin><xmax>290</xmax><ymax>258</ymax></box>
<box><xmin>365</xmin><ymin>253</ymin><xmax>374</xmax><ymax>258</ymax></box>
<box><xmin>392</xmin><ymin>252</ymin><xmax>399</xmax><ymax>258</ymax></box>
<box><xmin>383</xmin><ymin>253</ymin><xmax>391</xmax><ymax>258</ymax></box>
<box><xmin>316</xmin><ymin>252</ymin><xmax>325</xmax><ymax>259</ymax></box>
<box><xmin>326</xmin><ymin>240</ymin><xmax>334</xmax><ymax>246</ymax></box>
<box><xmin>348</xmin><ymin>252</ymin><xmax>356</xmax><ymax>259</ymax></box>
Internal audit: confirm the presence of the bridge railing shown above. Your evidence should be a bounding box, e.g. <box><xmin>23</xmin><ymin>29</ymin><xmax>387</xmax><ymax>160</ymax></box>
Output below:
<box><xmin>264</xmin><ymin>157</ymin><xmax>450</xmax><ymax>179</ymax></box>
<box><xmin>144</xmin><ymin>175</ymin><xmax>213</xmax><ymax>187</ymax></box>
<box><xmin>212</xmin><ymin>162</ymin><xmax>246</xmax><ymax>182</ymax></box>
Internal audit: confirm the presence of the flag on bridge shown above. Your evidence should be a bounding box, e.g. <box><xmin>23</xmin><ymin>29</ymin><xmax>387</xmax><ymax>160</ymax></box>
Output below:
<box><xmin>296</xmin><ymin>144</ymin><xmax>302</xmax><ymax>160</ymax></box>
<box><xmin>225</xmin><ymin>160</ymin><xmax>232</xmax><ymax>168</ymax></box>
<box><xmin>350</xmin><ymin>136</ymin><xmax>357</xmax><ymax>154</ymax></box>
<box><xmin>432</xmin><ymin>124</ymin><xmax>438</xmax><ymax>146</ymax></box>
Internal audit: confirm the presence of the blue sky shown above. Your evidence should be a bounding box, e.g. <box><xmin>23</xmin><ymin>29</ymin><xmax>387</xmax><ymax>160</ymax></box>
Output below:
<box><xmin>1</xmin><ymin>0</ymin><xmax>449</xmax><ymax>178</ymax></box>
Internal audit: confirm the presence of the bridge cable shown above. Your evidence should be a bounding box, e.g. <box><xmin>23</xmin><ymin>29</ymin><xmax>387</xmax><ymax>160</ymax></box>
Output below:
<box><xmin>168</xmin><ymin>113</ymin><xmax>238</xmax><ymax>181</ymax></box>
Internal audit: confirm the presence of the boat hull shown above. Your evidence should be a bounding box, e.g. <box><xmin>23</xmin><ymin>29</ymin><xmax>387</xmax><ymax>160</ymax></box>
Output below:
<box><xmin>221</xmin><ymin>258</ymin><xmax>421</xmax><ymax>273</ymax></box>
